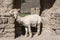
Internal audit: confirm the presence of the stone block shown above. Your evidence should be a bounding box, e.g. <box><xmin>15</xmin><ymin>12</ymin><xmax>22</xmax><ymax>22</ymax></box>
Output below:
<box><xmin>55</xmin><ymin>30</ymin><xmax>60</xmax><ymax>34</ymax></box>
<box><xmin>54</xmin><ymin>13</ymin><xmax>60</xmax><ymax>17</ymax></box>
<box><xmin>2</xmin><ymin>18</ymin><xmax>8</xmax><ymax>24</ymax></box>
<box><xmin>0</xmin><ymin>24</ymin><xmax>14</xmax><ymax>29</ymax></box>
<box><xmin>52</xmin><ymin>24</ymin><xmax>60</xmax><ymax>29</ymax></box>
<box><xmin>4</xmin><ymin>28</ymin><xmax>15</xmax><ymax>32</ymax></box>
<box><xmin>49</xmin><ymin>19</ymin><xmax>56</xmax><ymax>24</ymax></box>
<box><xmin>31</xmin><ymin>8</ymin><xmax>35</xmax><ymax>14</ymax></box>
<box><xmin>0</xmin><ymin>24</ymin><xmax>6</xmax><ymax>28</ymax></box>
<box><xmin>35</xmin><ymin>8</ymin><xmax>40</xmax><ymax>15</ymax></box>
<box><xmin>5</xmin><ymin>24</ymin><xmax>15</xmax><ymax>29</ymax></box>
<box><xmin>0</xmin><ymin>29</ymin><xmax>4</xmax><ymax>34</ymax></box>
<box><xmin>0</xmin><ymin>35</ymin><xmax>4</xmax><ymax>38</ymax></box>
<box><xmin>43</xmin><ymin>24</ymin><xmax>50</xmax><ymax>28</ymax></box>
<box><xmin>8</xmin><ymin>17</ymin><xmax>15</xmax><ymax>24</ymax></box>
<box><xmin>0</xmin><ymin>18</ymin><xmax>3</xmax><ymax>24</ymax></box>
<box><xmin>31</xmin><ymin>8</ymin><xmax>40</xmax><ymax>15</ymax></box>
<box><xmin>55</xmin><ymin>20</ymin><xmax>60</xmax><ymax>24</ymax></box>
<box><xmin>4</xmin><ymin>32</ymin><xmax>15</xmax><ymax>37</ymax></box>
<box><xmin>56</xmin><ymin>17</ymin><xmax>60</xmax><ymax>20</ymax></box>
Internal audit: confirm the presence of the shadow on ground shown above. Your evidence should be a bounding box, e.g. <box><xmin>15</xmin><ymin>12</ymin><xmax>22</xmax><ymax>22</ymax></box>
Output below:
<box><xmin>14</xmin><ymin>20</ymin><xmax>43</xmax><ymax>38</ymax></box>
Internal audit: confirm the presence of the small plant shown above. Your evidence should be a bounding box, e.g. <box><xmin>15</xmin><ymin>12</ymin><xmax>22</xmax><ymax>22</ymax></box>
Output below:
<box><xmin>19</xmin><ymin>13</ymin><xmax>31</xmax><ymax>17</ymax></box>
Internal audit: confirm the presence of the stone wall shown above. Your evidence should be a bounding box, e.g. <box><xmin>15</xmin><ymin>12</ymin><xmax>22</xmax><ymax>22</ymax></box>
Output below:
<box><xmin>0</xmin><ymin>0</ymin><xmax>16</xmax><ymax>39</ymax></box>
<box><xmin>0</xmin><ymin>0</ymin><xmax>13</xmax><ymax>13</ymax></box>
<box><xmin>0</xmin><ymin>13</ymin><xmax>15</xmax><ymax>38</ymax></box>
<box><xmin>41</xmin><ymin>0</ymin><xmax>60</xmax><ymax>34</ymax></box>
<box><xmin>21</xmin><ymin>0</ymin><xmax>40</xmax><ymax>13</ymax></box>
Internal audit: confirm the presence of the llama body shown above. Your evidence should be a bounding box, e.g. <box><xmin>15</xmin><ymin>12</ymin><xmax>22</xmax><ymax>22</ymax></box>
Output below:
<box><xmin>17</xmin><ymin>14</ymin><xmax>41</xmax><ymax>37</ymax></box>
<box><xmin>21</xmin><ymin>15</ymin><xmax>41</xmax><ymax>27</ymax></box>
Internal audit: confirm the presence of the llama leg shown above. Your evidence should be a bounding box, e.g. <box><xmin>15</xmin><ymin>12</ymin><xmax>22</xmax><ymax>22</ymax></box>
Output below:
<box><xmin>35</xmin><ymin>23</ymin><xmax>40</xmax><ymax>36</ymax></box>
<box><xmin>28</xmin><ymin>25</ymin><xmax>32</xmax><ymax>37</ymax></box>
<box><xmin>25</xmin><ymin>28</ymin><xmax>28</xmax><ymax>37</ymax></box>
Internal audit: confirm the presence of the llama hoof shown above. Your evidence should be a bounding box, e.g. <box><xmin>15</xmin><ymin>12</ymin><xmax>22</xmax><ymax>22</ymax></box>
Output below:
<box><xmin>25</xmin><ymin>35</ymin><xmax>28</xmax><ymax>37</ymax></box>
<box><xmin>25</xmin><ymin>35</ymin><xmax>27</xmax><ymax>37</ymax></box>
<box><xmin>34</xmin><ymin>34</ymin><xmax>39</xmax><ymax>37</ymax></box>
<box><xmin>29</xmin><ymin>35</ymin><xmax>32</xmax><ymax>38</ymax></box>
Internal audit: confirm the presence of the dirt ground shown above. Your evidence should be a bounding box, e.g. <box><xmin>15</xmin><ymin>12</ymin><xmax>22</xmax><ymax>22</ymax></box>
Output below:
<box><xmin>0</xmin><ymin>29</ymin><xmax>60</xmax><ymax>40</ymax></box>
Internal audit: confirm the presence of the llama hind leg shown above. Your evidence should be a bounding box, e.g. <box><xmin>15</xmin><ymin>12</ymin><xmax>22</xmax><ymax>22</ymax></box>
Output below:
<box><xmin>28</xmin><ymin>25</ymin><xmax>32</xmax><ymax>37</ymax></box>
<box><xmin>25</xmin><ymin>28</ymin><xmax>28</xmax><ymax>37</ymax></box>
<box><xmin>35</xmin><ymin>23</ymin><xmax>40</xmax><ymax>36</ymax></box>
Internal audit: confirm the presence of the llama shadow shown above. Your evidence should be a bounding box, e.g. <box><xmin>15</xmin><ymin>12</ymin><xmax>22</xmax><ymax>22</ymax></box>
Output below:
<box><xmin>14</xmin><ymin>20</ymin><xmax>21</xmax><ymax>38</ymax></box>
<box><xmin>32</xmin><ymin>22</ymin><xmax>43</xmax><ymax>36</ymax></box>
<box><xmin>14</xmin><ymin>20</ymin><xmax>25</xmax><ymax>38</ymax></box>
<box><xmin>15</xmin><ymin>20</ymin><xmax>43</xmax><ymax>38</ymax></box>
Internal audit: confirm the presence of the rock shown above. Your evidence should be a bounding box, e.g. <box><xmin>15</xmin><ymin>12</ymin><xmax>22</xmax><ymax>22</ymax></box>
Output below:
<box><xmin>0</xmin><ymin>18</ymin><xmax>3</xmax><ymax>24</ymax></box>
<box><xmin>2</xmin><ymin>18</ymin><xmax>8</xmax><ymax>24</ymax></box>
<box><xmin>5</xmin><ymin>24</ymin><xmax>15</xmax><ymax>29</ymax></box>
<box><xmin>55</xmin><ymin>30</ymin><xmax>60</xmax><ymax>34</ymax></box>
<box><xmin>0</xmin><ymin>0</ymin><xmax>13</xmax><ymax>13</ymax></box>
<box><xmin>4</xmin><ymin>32</ymin><xmax>15</xmax><ymax>37</ymax></box>
<box><xmin>41</xmin><ymin>0</ymin><xmax>60</xmax><ymax>34</ymax></box>
<box><xmin>4</xmin><ymin>28</ymin><xmax>15</xmax><ymax>32</ymax></box>
<box><xmin>0</xmin><ymin>12</ymin><xmax>15</xmax><ymax>38</ymax></box>
<box><xmin>0</xmin><ymin>24</ymin><xmax>5</xmax><ymax>28</ymax></box>
<box><xmin>8</xmin><ymin>17</ymin><xmax>15</xmax><ymax>24</ymax></box>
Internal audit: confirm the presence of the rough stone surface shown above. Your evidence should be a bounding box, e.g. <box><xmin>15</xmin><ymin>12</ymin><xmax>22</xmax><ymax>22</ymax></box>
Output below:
<box><xmin>0</xmin><ymin>13</ymin><xmax>15</xmax><ymax>38</ymax></box>
<box><xmin>31</xmin><ymin>8</ymin><xmax>40</xmax><ymax>15</ymax></box>
<box><xmin>41</xmin><ymin>0</ymin><xmax>60</xmax><ymax>35</ymax></box>
<box><xmin>21</xmin><ymin>0</ymin><xmax>40</xmax><ymax>13</ymax></box>
<box><xmin>8</xmin><ymin>17</ymin><xmax>15</xmax><ymax>24</ymax></box>
<box><xmin>0</xmin><ymin>0</ymin><xmax>13</xmax><ymax>13</ymax></box>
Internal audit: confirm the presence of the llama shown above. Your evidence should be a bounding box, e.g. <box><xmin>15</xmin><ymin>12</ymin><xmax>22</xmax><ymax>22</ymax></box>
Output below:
<box><xmin>9</xmin><ymin>9</ymin><xmax>41</xmax><ymax>37</ymax></box>
<box><xmin>16</xmin><ymin>14</ymin><xmax>41</xmax><ymax>37</ymax></box>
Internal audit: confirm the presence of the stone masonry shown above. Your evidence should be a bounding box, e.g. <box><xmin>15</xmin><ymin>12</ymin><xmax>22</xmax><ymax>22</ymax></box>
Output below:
<box><xmin>0</xmin><ymin>0</ymin><xmax>13</xmax><ymax>13</ymax></box>
<box><xmin>41</xmin><ymin>0</ymin><xmax>60</xmax><ymax>34</ymax></box>
<box><xmin>0</xmin><ymin>13</ymin><xmax>15</xmax><ymax>38</ymax></box>
<box><xmin>0</xmin><ymin>0</ymin><xmax>15</xmax><ymax>38</ymax></box>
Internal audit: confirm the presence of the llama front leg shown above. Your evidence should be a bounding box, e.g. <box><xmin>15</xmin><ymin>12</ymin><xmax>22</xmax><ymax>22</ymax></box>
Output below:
<box><xmin>28</xmin><ymin>25</ymin><xmax>32</xmax><ymax>37</ymax></box>
<box><xmin>25</xmin><ymin>28</ymin><xmax>28</xmax><ymax>37</ymax></box>
<box><xmin>35</xmin><ymin>23</ymin><xmax>40</xmax><ymax>36</ymax></box>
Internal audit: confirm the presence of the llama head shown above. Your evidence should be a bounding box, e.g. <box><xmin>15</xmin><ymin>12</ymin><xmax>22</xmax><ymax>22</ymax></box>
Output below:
<box><xmin>9</xmin><ymin>9</ymin><xmax>20</xmax><ymax>19</ymax></box>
